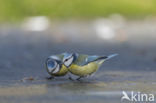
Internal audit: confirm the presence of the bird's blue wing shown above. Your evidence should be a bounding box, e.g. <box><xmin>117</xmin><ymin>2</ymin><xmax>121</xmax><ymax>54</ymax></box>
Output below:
<box><xmin>73</xmin><ymin>54</ymin><xmax>88</xmax><ymax>66</ymax></box>
<box><xmin>84</xmin><ymin>55</ymin><xmax>110</xmax><ymax>65</ymax></box>
<box><xmin>73</xmin><ymin>53</ymin><xmax>118</xmax><ymax>66</ymax></box>
<box><xmin>84</xmin><ymin>55</ymin><xmax>105</xmax><ymax>65</ymax></box>
<box><xmin>85</xmin><ymin>54</ymin><xmax>118</xmax><ymax>65</ymax></box>
<box><xmin>74</xmin><ymin>55</ymin><xmax>103</xmax><ymax>66</ymax></box>
<box><xmin>86</xmin><ymin>55</ymin><xmax>99</xmax><ymax>63</ymax></box>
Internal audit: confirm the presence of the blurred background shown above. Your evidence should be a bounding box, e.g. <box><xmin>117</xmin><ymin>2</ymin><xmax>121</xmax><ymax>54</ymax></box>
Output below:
<box><xmin>0</xmin><ymin>0</ymin><xmax>156</xmax><ymax>103</ymax></box>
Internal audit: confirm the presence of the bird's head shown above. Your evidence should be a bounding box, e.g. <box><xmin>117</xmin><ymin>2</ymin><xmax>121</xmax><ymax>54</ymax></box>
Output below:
<box><xmin>63</xmin><ymin>53</ymin><xmax>77</xmax><ymax>68</ymax></box>
<box><xmin>46</xmin><ymin>56</ymin><xmax>62</xmax><ymax>74</ymax></box>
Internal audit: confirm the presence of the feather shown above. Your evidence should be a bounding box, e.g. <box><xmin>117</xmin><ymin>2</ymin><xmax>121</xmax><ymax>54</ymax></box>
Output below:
<box><xmin>73</xmin><ymin>54</ymin><xmax>88</xmax><ymax>66</ymax></box>
<box><xmin>73</xmin><ymin>53</ymin><xmax>118</xmax><ymax>66</ymax></box>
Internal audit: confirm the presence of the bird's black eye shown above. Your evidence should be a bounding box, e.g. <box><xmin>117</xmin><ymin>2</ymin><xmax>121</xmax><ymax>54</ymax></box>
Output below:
<box><xmin>65</xmin><ymin>59</ymin><xmax>68</xmax><ymax>62</ymax></box>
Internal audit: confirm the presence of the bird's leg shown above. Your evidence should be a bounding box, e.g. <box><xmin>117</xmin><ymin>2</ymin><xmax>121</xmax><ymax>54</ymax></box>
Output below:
<box><xmin>68</xmin><ymin>76</ymin><xmax>75</xmax><ymax>81</ymax></box>
<box><xmin>68</xmin><ymin>73</ymin><xmax>75</xmax><ymax>81</ymax></box>
<box><xmin>76</xmin><ymin>76</ymin><xmax>83</xmax><ymax>81</ymax></box>
<box><xmin>46</xmin><ymin>76</ymin><xmax>54</xmax><ymax>80</ymax></box>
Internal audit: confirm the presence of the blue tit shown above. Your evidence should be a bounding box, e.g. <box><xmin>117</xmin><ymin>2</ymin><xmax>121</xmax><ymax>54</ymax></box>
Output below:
<box><xmin>63</xmin><ymin>53</ymin><xmax>118</xmax><ymax>80</ymax></box>
<box><xmin>45</xmin><ymin>53</ymin><xmax>69</xmax><ymax>79</ymax></box>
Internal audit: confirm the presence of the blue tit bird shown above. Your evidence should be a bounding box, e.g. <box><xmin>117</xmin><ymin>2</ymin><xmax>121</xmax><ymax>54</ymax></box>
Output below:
<box><xmin>63</xmin><ymin>53</ymin><xmax>118</xmax><ymax>80</ymax></box>
<box><xmin>45</xmin><ymin>53</ymin><xmax>69</xmax><ymax>79</ymax></box>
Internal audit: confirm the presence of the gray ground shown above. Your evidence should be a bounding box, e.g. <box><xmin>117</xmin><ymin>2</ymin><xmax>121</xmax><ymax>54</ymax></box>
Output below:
<box><xmin>0</xmin><ymin>19</ymin><xmax>156</xmax><ymax>103</ymax></box>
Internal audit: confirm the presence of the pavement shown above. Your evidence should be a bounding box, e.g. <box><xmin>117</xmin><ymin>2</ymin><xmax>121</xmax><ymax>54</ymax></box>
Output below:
<box><xmin>0</xmin><ymin>19</ymin><xmax>156</xmax><ymax>103</ymax></box>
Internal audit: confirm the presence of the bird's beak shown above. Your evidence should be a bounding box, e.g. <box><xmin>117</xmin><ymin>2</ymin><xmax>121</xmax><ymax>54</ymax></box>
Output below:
<box><xmin>62</xmin><ymin>62</ymin><xmax>70</xmax><ymax>68</ymax></box>
<box><xmin>64</xmin><ymin>65</ymin><xmax>68</xmax><ymax>69</ymax></box>
<box><xmin>61</xmin><ymin>62</ymin><xmax>66</xmax><ymax>67</ymax></box>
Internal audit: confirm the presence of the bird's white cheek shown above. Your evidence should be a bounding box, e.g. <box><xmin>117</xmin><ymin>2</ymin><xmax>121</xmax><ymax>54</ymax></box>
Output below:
<box><xmin>52</xmin><ymin>65</ymin><xmax>60</xmax><ymax>73</ymax></box>
<box><xmin>48</xmin><ymin>67</ymin><xmax>54</xmax><ymax>73</ymax></box>
<box><xmin>65</xmin><ymin>58</ymin><xmax>73</xmax><ymax>67</ymax></box>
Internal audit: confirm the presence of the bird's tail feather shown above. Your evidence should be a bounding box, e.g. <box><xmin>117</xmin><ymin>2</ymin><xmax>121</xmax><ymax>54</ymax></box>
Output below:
<box><xmin>97</xmin><ymin>53</ymin><xmax>118</xmax><ymax>61</ymax></box>
<box><xmin>96</xmin><ymin>53</ymin><xmax>118</xmax><ymax>65</ymax></box>
<box><xmin>105</xmin><ymin>53</ymin><xmax>118</xmax><ymax>60</ymax></box>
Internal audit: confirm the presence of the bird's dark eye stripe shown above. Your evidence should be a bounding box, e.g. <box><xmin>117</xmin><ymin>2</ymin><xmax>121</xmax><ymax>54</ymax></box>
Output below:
<box><xmin>66</xmin><ymin>56</ymin><xmax>73</xmax><ymax>60</ymax></box>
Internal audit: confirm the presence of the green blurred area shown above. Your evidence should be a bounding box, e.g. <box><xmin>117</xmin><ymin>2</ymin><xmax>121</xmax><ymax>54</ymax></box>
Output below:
<box><xmin>0</xmin><ymin>0</ymin><xmax>156</xmax><ymax>22</ymax></box>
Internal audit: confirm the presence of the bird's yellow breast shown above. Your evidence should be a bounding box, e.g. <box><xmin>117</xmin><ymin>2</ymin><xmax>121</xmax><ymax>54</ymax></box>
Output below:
<box><xmin>53</xmin><ymin>65</ymin><xmax>68</xmax><ymax>76</ymax></box>
<box><xmin>68</xmin><ymin>62</ymin><xmax>99</xmax><ymax>76</ymax></box>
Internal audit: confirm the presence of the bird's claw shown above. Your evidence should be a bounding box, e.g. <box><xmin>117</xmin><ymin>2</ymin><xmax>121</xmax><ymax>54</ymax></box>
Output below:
<box><xmin>46</xmin><ymin>76</ymin><xmax>54</xmax><ymax>80</ymax></box>
<box><xmin>68</xmin><ymin>77</ymin><xmax>75</xmax><ymax>81</ymax></box>
<box><xmin>76</xmin><ymin>76</ymin><xmax>83</xmax><ymax>81</ymax></box>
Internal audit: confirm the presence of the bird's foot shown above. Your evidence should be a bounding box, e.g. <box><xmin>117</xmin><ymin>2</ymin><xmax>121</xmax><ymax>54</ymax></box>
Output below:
<box><xmin>68</xmin><ymin>77</ymin><xmax>75</xmax><ymax>81</ymax></box>
<box><xmin>76</xmin><ymin>76</ymin><xmax>83</xmax><ymax>81</ymax></box>
<box><xmin>46</xmin><ymin>76</ymin><xmax>54</xmax><ymax>80</ymax></box>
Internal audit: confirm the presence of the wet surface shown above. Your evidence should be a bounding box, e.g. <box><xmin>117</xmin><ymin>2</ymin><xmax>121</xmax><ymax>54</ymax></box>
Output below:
<box><xmin>0</xmin><ymin>20</ymin><xmax>156</xmax><ymax>103</ymax></box>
